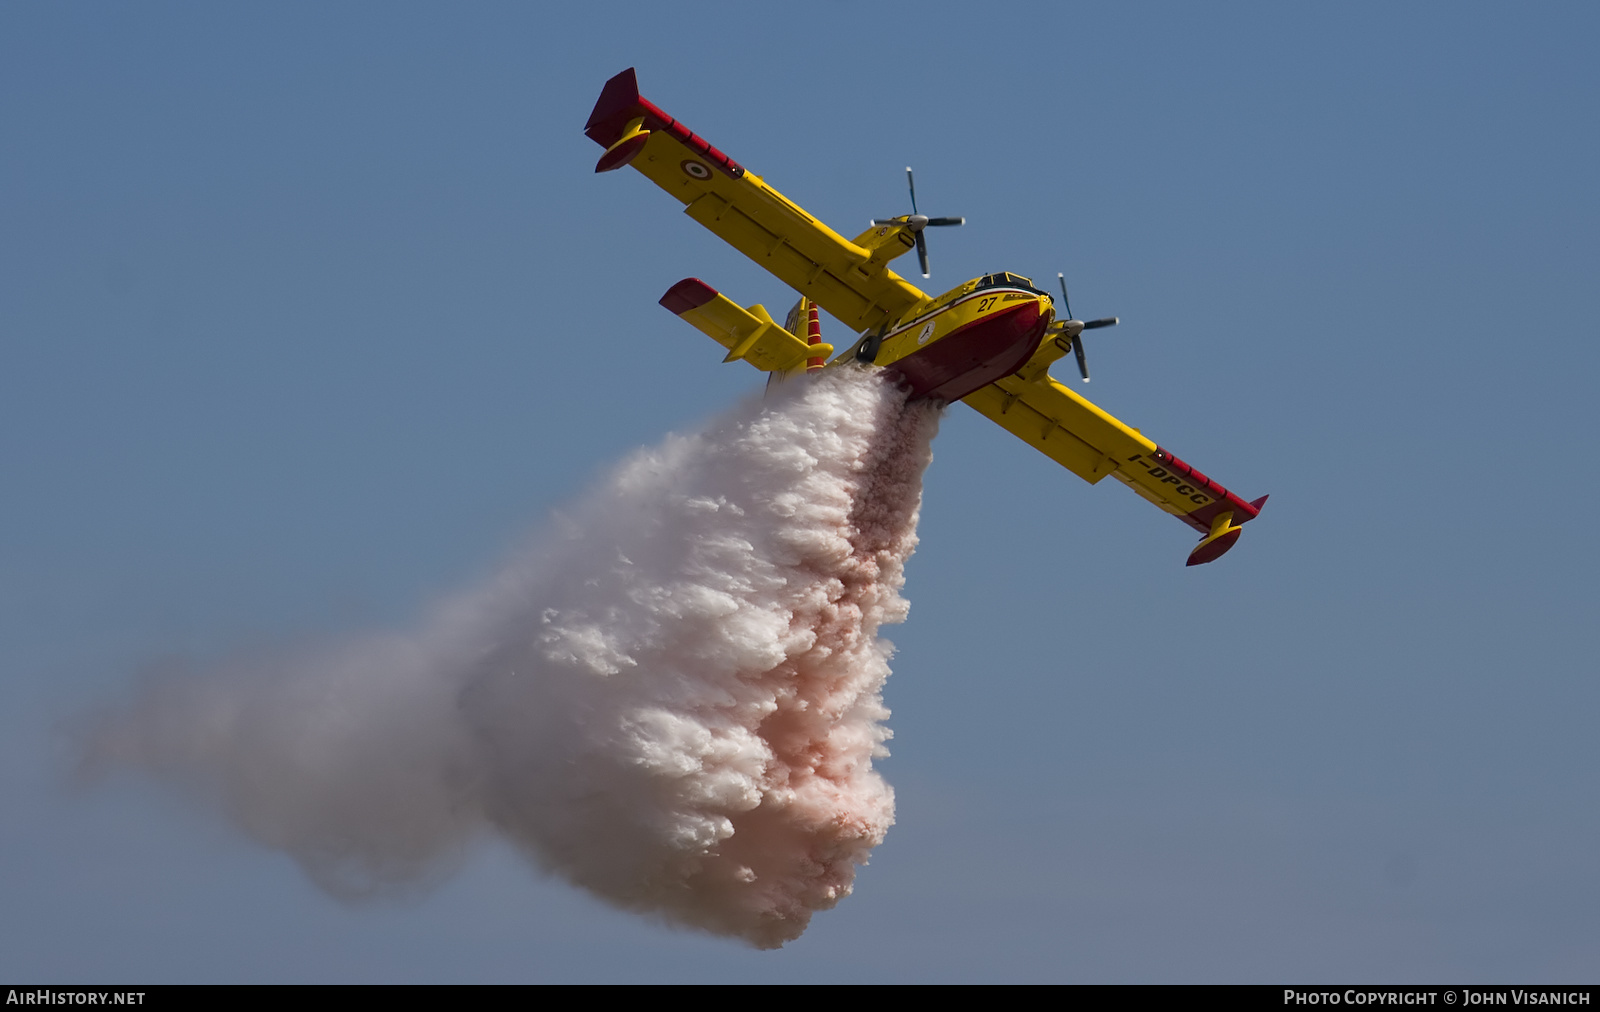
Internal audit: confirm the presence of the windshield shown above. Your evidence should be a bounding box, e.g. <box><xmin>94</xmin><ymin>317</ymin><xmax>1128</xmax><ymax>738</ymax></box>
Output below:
<box><xmin>975</xmin><ymin>272</ymin><xmax>1047</xmax><ymax>295</ymax></box>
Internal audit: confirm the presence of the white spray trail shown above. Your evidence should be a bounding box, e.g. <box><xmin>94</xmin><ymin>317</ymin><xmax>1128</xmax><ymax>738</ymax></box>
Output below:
<box><xmin>81</xmin><ymin>368</ymin><xmax>940</xmax><ymax>948</ymax></box>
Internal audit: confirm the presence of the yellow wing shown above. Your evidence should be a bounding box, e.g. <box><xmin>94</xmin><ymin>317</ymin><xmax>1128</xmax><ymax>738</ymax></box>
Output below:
<box><xmin>586</xmin><ymin>69</ymin><xmax>929</xmax><ymax>333</ymax></box>
<box><xmin>963</xmin><ymin>344</ymin><xmax>1267</xmax><ymax>566</ymax></box>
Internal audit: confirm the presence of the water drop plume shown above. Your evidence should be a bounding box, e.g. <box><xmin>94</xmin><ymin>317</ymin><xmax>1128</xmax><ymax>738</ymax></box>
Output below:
<box><xmin>80</xmin><ymin>368</ymin><xmax>940</xmax><ymax>948</ymax></box>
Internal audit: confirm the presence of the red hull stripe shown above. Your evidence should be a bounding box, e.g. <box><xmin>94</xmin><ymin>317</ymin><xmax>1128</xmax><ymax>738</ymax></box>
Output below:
<box><xmin>1152</xmin><ymin>446</ymin><xmax>1266</xmax><ymax>534</ymax></box>
<box><xmin>659</xmin><ymin>278</ymin><xmax>718</xmax><ymax>315</ymax></box>
<box><xmin>889</xmin><ymin>297</ymin><xmax>1049</xmax><ymax>401</ymax></box>
<box><xmin>585</xmin><ymin>69</ymin><xmax>745</xmax><ymax>179</ymax></box>
<box><xmin>889</xmin><ymin>302</ymin><xmax>1047</xmax><ymax>403</ymax></box>
<box><xmin>879</xmin><ymin>286</ymin><xmax>1034</xmax><ymax>342</ymax></box>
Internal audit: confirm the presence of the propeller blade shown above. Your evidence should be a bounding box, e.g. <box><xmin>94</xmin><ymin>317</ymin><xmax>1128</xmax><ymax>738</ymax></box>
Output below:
<box><xmin>877</xmin><ymin>169</ymin><xmax>955</xmax><ymax>275</ymax></box>
<box><xmin>1057</xmin><ymin>273</ymin><xmax>1112</xmax><ymax>380</ymax></box>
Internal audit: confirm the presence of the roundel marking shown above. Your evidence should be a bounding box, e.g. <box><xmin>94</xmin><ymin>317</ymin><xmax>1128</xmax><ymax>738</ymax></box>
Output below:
<box><xmin>681</xmin><ymin>160</ymin><xmax>711</xmax><ymax>180</ymax></box>
<box><xmin>917</xmin><ymin>321</ymin><xmax>936</xmax><ymax>345</ymax></box>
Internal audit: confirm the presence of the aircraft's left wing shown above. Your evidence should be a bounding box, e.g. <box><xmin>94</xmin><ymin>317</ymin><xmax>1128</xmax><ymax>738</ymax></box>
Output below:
<box><xmin>586</xmin><ymin>69</ymin><xmax>928</xmax><ymax>334</ymax></box>
<box><xmin>964</xmin><ymin>373</ymin><xmax>1267</xmax><ymax>566</ymax></box>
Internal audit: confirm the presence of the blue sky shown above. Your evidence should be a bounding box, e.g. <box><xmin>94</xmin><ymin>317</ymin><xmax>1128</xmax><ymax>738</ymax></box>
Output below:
<box><xmin>3</xmin><ymin>1</ymin><xmax>1598</xmax><ymax>982</ymax></box>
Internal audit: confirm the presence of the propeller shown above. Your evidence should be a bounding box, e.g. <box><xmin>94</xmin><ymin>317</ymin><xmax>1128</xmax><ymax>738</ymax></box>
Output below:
<box><xmin>872</xmin><ymin>167</ymin><xmax>964</xmax><ymax>277</ymax></box>
<box><xmin>1056</xmin><ymin>272</ymin><xmax>1119</xmax><ymax>383</ymax></box>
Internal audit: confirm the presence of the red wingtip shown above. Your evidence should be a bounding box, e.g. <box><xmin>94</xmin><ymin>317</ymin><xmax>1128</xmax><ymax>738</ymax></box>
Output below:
<box><xmin>659</xmin><ymin>278</ymin><xmax>717</xmax><ymax>315</ymax></box>
<box><xmin>585</xmin><ymin>68</ymin><xmax>642</xmax><ymax>147</ymax></box>
<box><xmin>1249</xmin><ymin>494</ymin><xmax>1270</xmax><ymax>512</ymax></box>
<box><xmin>1186</xmin><ymin>527</ymin><xmax>1242</xmax><ymax>567</ymax></box>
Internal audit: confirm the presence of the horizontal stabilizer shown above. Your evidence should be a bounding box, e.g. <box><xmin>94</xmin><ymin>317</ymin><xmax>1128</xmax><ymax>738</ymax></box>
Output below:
<box><xmin>659</xmin><ymin>278</ymin><xmax>832</xmax><ymax>373</ymax></box>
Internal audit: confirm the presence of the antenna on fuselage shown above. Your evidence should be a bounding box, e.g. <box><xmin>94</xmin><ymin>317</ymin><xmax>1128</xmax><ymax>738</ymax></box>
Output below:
<box><xmin>1055</xmin><ymin>272</ymin><xmax>1119</xmax><ymax>383</ymax></box>
<box><xmin>872</xmin><ymin>167</ymin><xmax>963</xmax><ymax>278</ymax></box>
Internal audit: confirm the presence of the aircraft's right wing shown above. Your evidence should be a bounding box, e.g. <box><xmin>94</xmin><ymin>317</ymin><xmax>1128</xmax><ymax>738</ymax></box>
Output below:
<box><xmin>963</xmin><ymin>372</ymin><xmax>1267</xmax><ymax>565</ymax></box>
<box><xmin>585</xmin><ymin>69</ymin><xmax>929</xmax><ymax>334</ymax></box>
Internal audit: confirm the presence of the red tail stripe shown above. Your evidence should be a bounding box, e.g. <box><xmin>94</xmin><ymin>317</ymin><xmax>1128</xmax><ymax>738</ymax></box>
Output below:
<box><xmin>806</xmin><ymin>303</ymin><xmax>824</xmax><ymax>371</ymax></box>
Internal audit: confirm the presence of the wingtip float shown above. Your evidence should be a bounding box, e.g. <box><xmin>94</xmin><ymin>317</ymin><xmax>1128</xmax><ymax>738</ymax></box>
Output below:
<box><xmin>589</xmin><ymin>68</ymin><xmax>1266</xmax><ymax>567</ymax></box>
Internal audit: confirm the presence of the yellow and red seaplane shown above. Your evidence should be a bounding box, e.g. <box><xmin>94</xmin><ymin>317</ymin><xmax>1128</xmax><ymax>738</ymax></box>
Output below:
<box><xmin>586</xmin><ymin>69</ymin><xmax>1266</xmax><ymax>566</ymax></box>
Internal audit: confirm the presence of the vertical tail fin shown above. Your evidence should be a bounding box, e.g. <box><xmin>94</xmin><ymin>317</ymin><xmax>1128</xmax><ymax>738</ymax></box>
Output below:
<box><xmin>768</xmin><ymin>295</ymin><xmax>828</xmax><ymax>394</ymax></box>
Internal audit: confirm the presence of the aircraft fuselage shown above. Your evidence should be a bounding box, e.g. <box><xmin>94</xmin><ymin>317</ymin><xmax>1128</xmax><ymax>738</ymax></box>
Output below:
<box><xmin>847</xmin><ymin>273</ymin><xmax>1056</xmax><ymax>403</ymax></box>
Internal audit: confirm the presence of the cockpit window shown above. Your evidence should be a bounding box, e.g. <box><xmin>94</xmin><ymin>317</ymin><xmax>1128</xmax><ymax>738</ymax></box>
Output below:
<box><xmin>975</xmin><ymin>272</ymin><xmax>1047</xmax><ymax>295</ymax></box>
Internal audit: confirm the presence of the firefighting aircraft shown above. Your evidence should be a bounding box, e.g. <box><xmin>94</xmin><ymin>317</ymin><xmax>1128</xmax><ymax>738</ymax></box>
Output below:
<box><xmin>585</xmin><ymin>69</ymin><xmax>1266</xmax><ymax>566</ymax></box>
